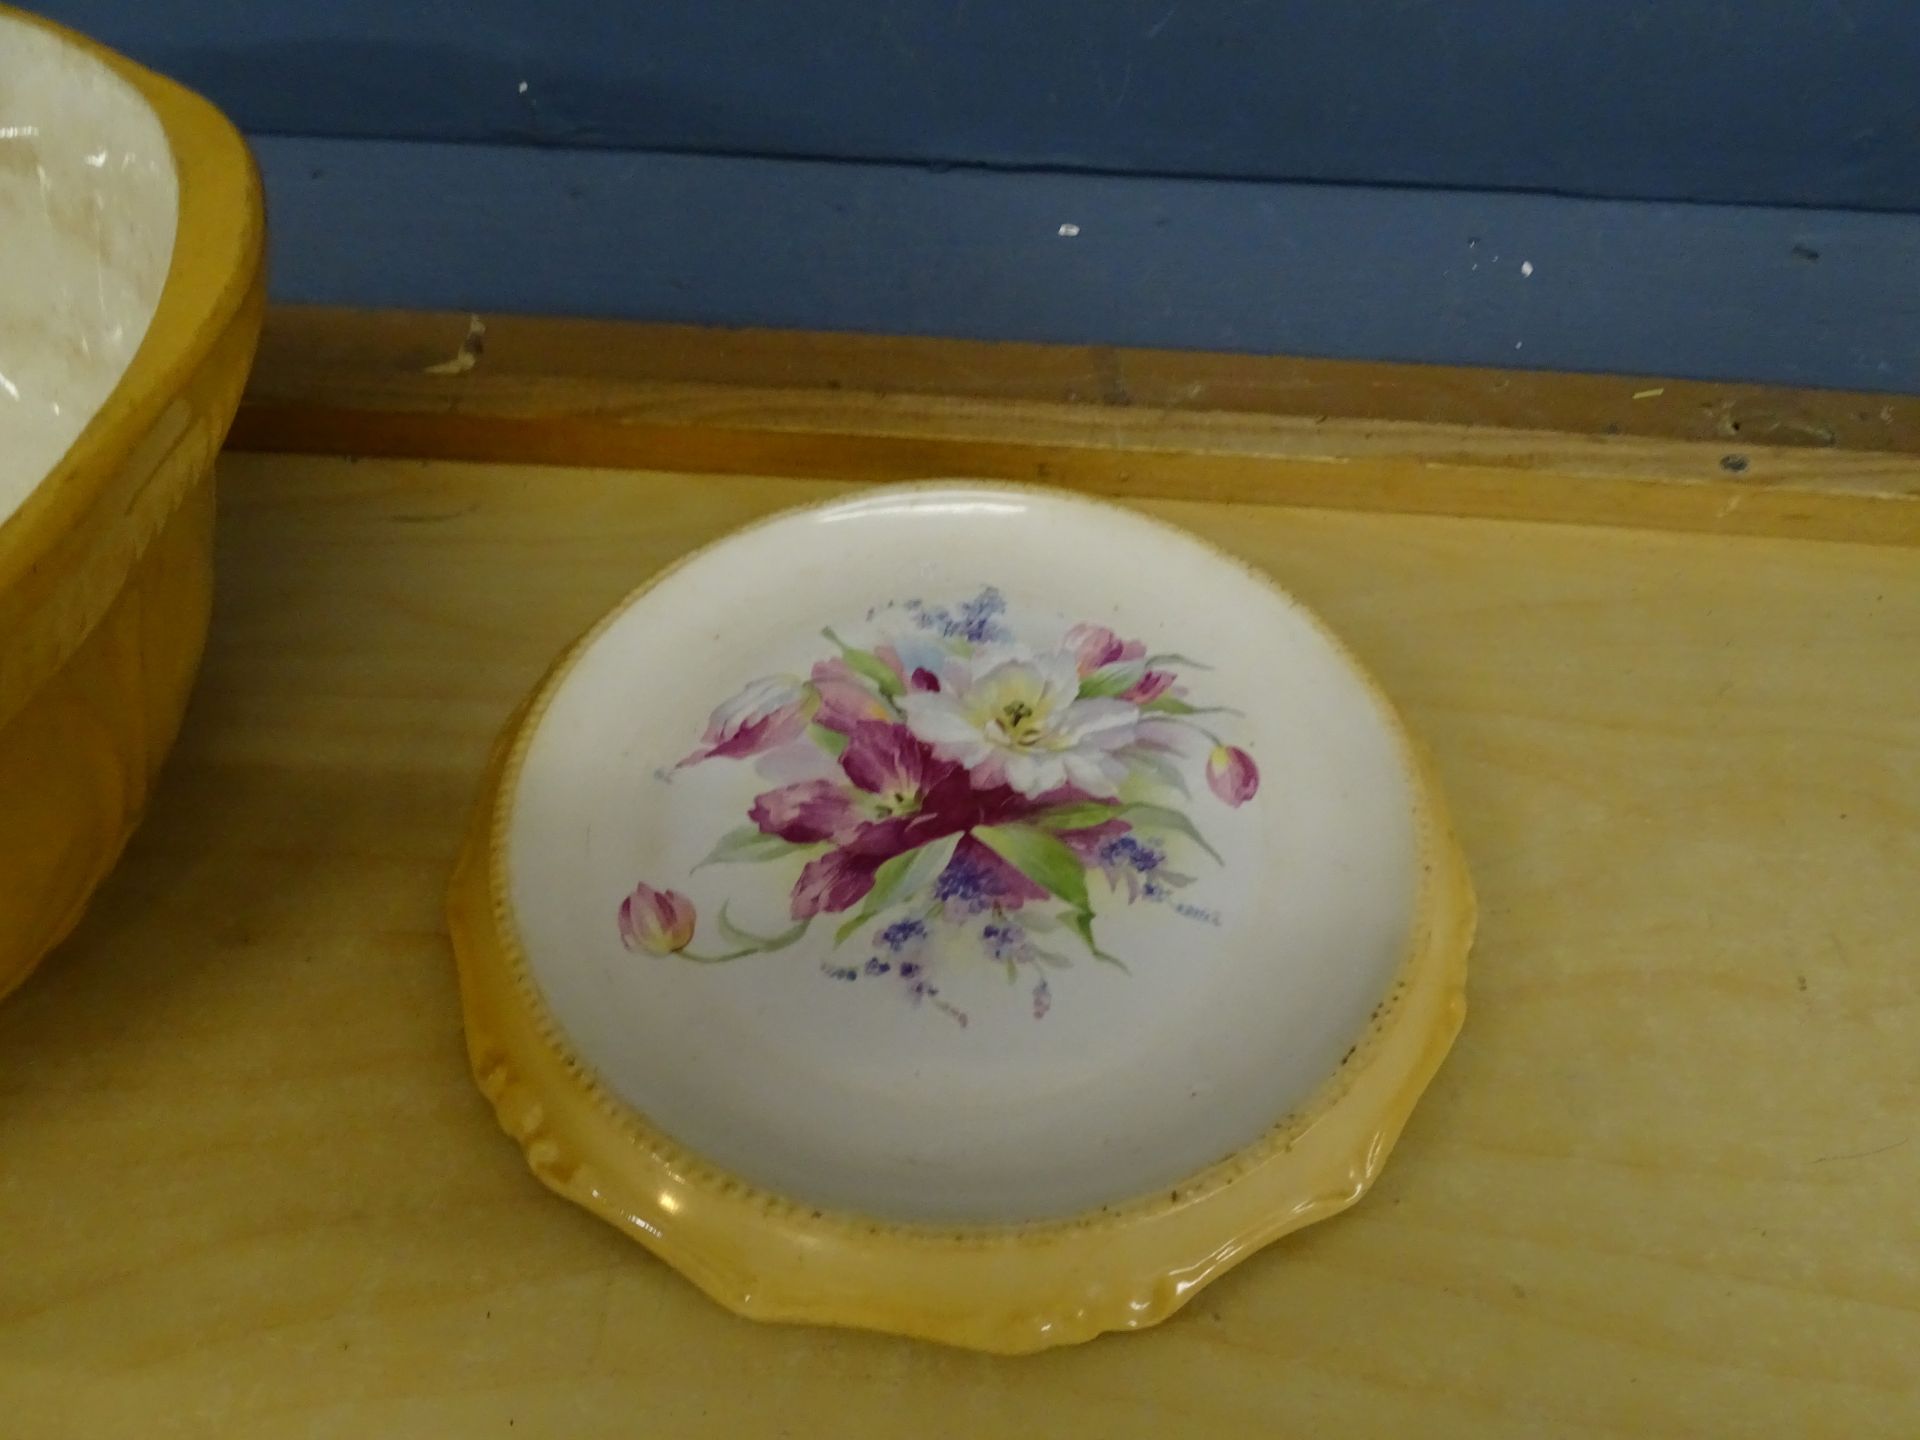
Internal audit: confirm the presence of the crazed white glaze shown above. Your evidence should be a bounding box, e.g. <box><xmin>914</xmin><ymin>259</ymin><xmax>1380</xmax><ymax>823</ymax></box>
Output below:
<box><xmin>0</xmin><ymin>12</ymin><xmax>176</xmax><ymax>523</ymax></box>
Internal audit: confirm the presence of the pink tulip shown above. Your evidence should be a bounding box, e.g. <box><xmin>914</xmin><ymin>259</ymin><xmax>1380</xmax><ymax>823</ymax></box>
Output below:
<box><xmin>618</xmin><ymin>883</ymin><xmax>697</xmax><ymax>955</ymax></box>
<box><xmin>1063</xmin><ymin>622</ymin><xmax>1145</xmax><ymax>677</ymax></box>
<box><xmin>680</xmin><ymin>675</ymin><xmax>815</xmax><ymax>765</ymax></box>
<box><xmin>1123</xmin><ymin>669</ymin><xmax>1176</xmax><ymax>704</ymax></box>
<box><xmin>1205</xmin><ymin>745</ymin><xmax>1260</xmax><ymax>807</ymax></box>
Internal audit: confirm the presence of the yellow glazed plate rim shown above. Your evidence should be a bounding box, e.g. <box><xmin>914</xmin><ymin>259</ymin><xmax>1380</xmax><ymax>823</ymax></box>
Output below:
<box><xmin>0</xmin><ymin>5</ymin><xmax>263</xmax><ymax>723</ymax></box>
<box><xmin>448</xmin><ymin>481</ymin><xmax>1475</xmax><ymax>1353</ymax></box>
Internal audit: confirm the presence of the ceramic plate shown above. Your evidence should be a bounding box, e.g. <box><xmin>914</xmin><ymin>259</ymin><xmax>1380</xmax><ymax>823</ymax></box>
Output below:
<box><xmin>449</xmin><ymin>483</ymin><xmax>1473</xmax><ymax>1351</ymax></box>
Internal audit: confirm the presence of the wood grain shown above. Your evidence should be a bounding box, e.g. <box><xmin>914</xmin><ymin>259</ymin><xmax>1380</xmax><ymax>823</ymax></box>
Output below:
<box><xmin>2</xmin><ymin>455</ymin><xmax>1917</xmax><ymax>1437</ymax></box>
<box><xmin>231</xmin><ymin>307</ymin><xmax>1920</xmax><ymax>549</ymax></box>
<box><xmin>244</xmin><ymin>306</ymin><xmax>1920</xmax><ymax>453</ymax></box>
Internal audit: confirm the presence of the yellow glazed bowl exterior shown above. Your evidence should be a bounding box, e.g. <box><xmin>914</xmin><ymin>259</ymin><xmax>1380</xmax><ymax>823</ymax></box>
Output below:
<box><xmin>0</xmin><ymin>8</ymin><xmax>265</xmax><ymax>1002</ymax></box>
<box><xmin>448</xmin><ymin>488</ymin><xmax>1476</xmax><ymax>1353</ymax></box>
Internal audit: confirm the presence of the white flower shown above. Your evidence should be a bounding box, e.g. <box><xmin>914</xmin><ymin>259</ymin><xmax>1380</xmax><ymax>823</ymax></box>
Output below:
<box><xmin>900</xmin><ymin>647</ymin><xmax>1141</xmax><ymax>797</ymax></box>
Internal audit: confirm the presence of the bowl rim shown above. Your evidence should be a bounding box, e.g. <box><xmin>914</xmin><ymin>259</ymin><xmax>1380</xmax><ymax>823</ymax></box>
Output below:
<box><xmin>448</xmin><ymin>480</ymin><xmax>1476</xmax><ymax>1352</ymax></box>
<box><xmin>0</xmin><ymin>5</ymin><xmax>264</xmax><ymax>720</ymax></box>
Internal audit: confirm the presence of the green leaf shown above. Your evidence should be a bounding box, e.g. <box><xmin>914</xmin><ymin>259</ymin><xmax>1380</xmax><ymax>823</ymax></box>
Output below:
<box><xmin>822</xmin><ymin>627</ymin><xmax>903</xmax><ymax>699</ymax></box>
<box><xmin>1142</xmin><ymin>696</ymin><xmax>1236</xmax><ymax>717</ymax></box>
<box><xmin>1144</xmin><ymin>652</ymin><xmax>1212</xmax><ymax>671</ymax></box>
<box><xmin>1032</xmin><ymin>798</ymin><xmax>1219</xmax><ymax>865</ymax></box>
<box><xmin>1065</xmin><ymin>909</ymin><xmax>1126</xmax><ymax>969</ymax></box>
<box><xmin>807</xmin><ymin>723</ymin><xmax>849</xmax><ymax>757</ymax></box>
<box><xmin>1117</xmin><ymin>802</ymin><xmax>1223</xmax><ymax>866</ymax></box>
<box><xmin>971</xmin><ymin>824</ymin><xmax>1091</xmax><ymax>913</ymax></box>
<box><xmin>695</xmin><ymin>826</ymin><xmax>814</xmax><ymax>870</ymax></box>
<box><xmin>1033</xmin><ymin>801</ymin><xmax>1124</xmax><ymax>832</ymax></box>
<box><xmin>1123</xmin><ymin>750</ymin><xmax>1190</xmax><ymax>798</ymax></box>
<box><xmin>897</xmin><ymin>830</ymin><xmax>962</xmax><ymax>900</ymax></box>
<box><xmin>716</xmin><ymin>903</ymin><xmax>810</xmax><ymax>953</ymax></box>
<box><xmin>1077</xmin><ymin>660</ymin><xmax>1146</xmax><ymax>699</ymax></box>
<box><xmin>833</xmin><ymin>833</ymin><xmax>961</xmax><ymax>944</ymax></box>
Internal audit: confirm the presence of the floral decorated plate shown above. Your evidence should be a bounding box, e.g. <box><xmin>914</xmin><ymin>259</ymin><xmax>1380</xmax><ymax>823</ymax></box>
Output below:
<box><xmin>448</xmin><ymin>482</ymin><xmax>1473</xmax><ymax>1352</ymax></box>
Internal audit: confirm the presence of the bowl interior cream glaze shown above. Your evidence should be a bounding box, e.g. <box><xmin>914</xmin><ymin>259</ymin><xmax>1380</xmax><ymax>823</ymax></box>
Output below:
<box><xmin>507</xmin><ymin>487</ymin><xmax>1422</xmax><ymax>1224</ymax></box>
<box><xmin>0</xmin><ymin>13</ymin><xmax>177</xmax><ymax>522</ymax></box>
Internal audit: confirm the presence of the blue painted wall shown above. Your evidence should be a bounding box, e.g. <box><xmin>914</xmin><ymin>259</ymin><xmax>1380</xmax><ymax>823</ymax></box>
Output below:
<box><xmin>30</xmin><ymin>2</ymin><xmax>1920</xmax><ymax>389</ymax></box>
<box><xmin>45</xmin><ymin>0</ymin><xmax>1920</xmax><ymax>210</ymax></box>
<box><xmin>266</xmin><ymin>136</ymin><xmax>1920</xmax><ymax>391</ymax></box>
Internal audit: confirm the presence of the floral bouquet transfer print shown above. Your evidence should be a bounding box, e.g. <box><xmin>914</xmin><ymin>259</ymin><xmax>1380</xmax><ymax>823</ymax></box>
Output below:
<box><xmin>618</xmin><ymin>589</ymin><xmax>1259</xmax><ymax>1026</ymax></box>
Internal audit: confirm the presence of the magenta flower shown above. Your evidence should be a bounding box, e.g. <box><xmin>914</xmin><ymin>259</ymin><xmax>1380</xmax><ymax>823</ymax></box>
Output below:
<box><xmin>838</xmin><ymin>720</ymin><xmax>948</xmax><ymax>812</ymax></box>
<box><xmin>1206</xmin><ymin>744</ymin><xmax>1260</xmax><ymax>806</ymax></box>
<box><xmin>618</xmin><ymin>883</ymin><xmax>697</xmax><ymax>955</ymax></box>
<box><xmin>795</xmin><ymin>828</ymin><xmax>1052</xmax><ymax>924</ymax></box>
<box><xmin>808</xmin><ymin>657</ymin><xmax>893</xmax><ymax>734</ymax></box>
<box><xmin>753</xmin><ymin>720</ymin><xmax>955</xmax><ymax>852</ymax></box>
<box><xmin>932</xmin><ymin>836</ymin><xmax>1048</xmax><ymax>914</ymax></box>
<box><xmin>786</xmin><ymin>834</ymin><xmax>889</xmax><ymax>915</ymax></box>
<box><xmin>749</xmin><ymin>778</ymin><xmax>864</xmax><ymax>844</ymax></box>
<box><xmin>784</xmin><ymin>724</ymin><xmax>1062</xmax><ymax>920</ymax></box>
<box><xmin>680</xmin><ymin>675</ymin><xmax>816</xmax><ymax>766</ymax></box>
<box><xmin>1063</xmin><ymin>622</ymin><xmax>1146</xmax><ymax>677</ymax></box>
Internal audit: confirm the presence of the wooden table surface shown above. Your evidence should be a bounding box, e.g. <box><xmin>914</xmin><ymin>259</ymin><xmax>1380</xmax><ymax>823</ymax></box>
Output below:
<box><xmin>3</xmin><ymin>453</ymin><xmax>1917</xmax><ymax>1437</ymax></box>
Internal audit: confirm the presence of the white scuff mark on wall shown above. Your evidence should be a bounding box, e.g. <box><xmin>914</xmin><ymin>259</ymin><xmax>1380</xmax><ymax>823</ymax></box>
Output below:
<box><xmin>1520</xmin><ymin>260</ymin><xmax>1534</xmax><ymax>276</ymax></box>
<box><xmin>424</xmin><ymin>314</ymin><xmax>487</xmax><ymax>376</ymax></box>
<box><xmin>1057</xmin><ymin>222</ymin><xmax>1081</xmax><ymax>237</ymax></box>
